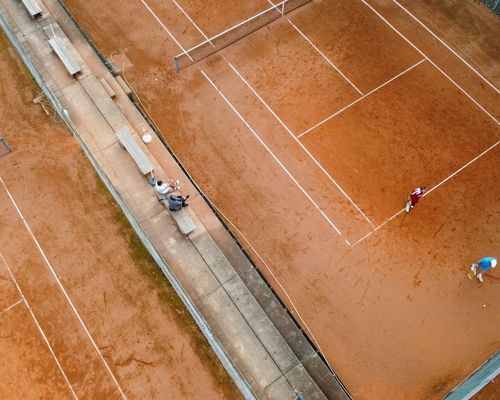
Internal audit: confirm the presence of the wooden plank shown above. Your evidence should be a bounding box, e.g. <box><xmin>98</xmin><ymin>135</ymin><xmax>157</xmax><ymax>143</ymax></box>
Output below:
<box><xmin>115</xmin><ymin>76</ymin><xmax>132</xmax><ymax>96</ymax></box>
<box><xmin>116</xmin><ymin>128</ymin><xmax>154</xmax><ymax>176</ymax></box>
<box><xmin>165</xmin><ymin>206</ymin><xmax>197</xmax><ymax>235</ymax></box>
<box><xmin>99</xmin><ymin>77</ymin><xmax>116</xmax><ymax>99</ymax></box>
<box><xmin>48</xmin><ymin>36</ymin><xmax>81</xmax><ymax>76</ymax></box>
<box><xmin>21</xmin><ymin>0</ymin><xmax>42</xmax><ymax>18</ymax></box>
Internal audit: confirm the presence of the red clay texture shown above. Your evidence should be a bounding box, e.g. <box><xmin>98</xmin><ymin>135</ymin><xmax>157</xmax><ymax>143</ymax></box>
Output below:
<box><xmin>0</xmin><ymin>32</ymin><xmax>240</xmax><ymax>400</ymax></box>
<box><xmin>60</xmin><ymin>0</ymin><xmax>500</xmax><ymax>398</ymax></box>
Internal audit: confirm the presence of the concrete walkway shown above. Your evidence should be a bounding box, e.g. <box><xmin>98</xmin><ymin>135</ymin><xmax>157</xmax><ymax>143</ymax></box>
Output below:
<box><xmin>0</xmin><ymin>0</ymin><xmax>350</xmax><ymax>398</ymax></box>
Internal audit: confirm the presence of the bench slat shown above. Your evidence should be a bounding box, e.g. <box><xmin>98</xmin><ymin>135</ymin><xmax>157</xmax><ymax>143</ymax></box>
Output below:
<box><xmin>116</xmin><ymin>129</ymin><xmax>154</xmax><ymax>176</ymax></box>
<box><xmin>161</xmin><ymin>200</ymin><xmax>197</xmax><ymax>235</ymax></box>
<box><xmin>48</xmin><ymin>36</ymin><xmax>82</xmax><ymax>76</ymax></box>
<box><xmin>21</xmin><ymin>0</ymin><xmax>42</xmax><ymax>18</ymax></box>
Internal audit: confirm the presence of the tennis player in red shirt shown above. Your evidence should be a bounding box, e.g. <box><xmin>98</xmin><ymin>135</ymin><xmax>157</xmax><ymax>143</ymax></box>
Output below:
<box><xmin>405</xmin><ymin>186</ymin><xmax>427</xmax><ymax>212</ymax></box>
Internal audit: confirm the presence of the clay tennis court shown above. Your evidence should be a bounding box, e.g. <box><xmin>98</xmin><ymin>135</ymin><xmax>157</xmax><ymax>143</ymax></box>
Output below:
<box><xmin>62</xmin><ymin>0</ymin><xmax>499</xmax><ymax>398</ymax></box>
<box><xmin>0</xmin><ymin>34</ymin><xmax>240</xmax><ymax>399</ymax></box>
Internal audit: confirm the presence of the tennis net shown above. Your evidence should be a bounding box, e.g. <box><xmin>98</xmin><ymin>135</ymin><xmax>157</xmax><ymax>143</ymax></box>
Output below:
<box><xmin>174</xmin><ymin>0</ymin><xmax>312</xmax><ymax>71</ymax></box>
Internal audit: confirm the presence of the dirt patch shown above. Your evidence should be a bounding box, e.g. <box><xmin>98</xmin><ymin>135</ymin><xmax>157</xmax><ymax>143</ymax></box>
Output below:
<box><xmin>0</xmin><ymin>29</ymin><xmax>240</xmax><ymax>399</ymax></box>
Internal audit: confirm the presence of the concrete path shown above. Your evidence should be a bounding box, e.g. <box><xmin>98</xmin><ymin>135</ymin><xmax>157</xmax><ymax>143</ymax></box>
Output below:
<box><xmin>0</xmin><ymin>0</ymin><xmax>350</xmax><ymax>398</ymax></box>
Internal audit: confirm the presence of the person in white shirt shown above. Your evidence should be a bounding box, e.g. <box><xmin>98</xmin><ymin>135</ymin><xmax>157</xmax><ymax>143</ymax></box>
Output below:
<box><xmin>155</xmin><ymin>180</ymin><xmax>175</xmax><ymax>199</ymax></box>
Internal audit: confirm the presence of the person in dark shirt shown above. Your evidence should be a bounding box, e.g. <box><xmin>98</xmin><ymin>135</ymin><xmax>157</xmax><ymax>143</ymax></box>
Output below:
<box><xmin>168</xmin><ymin>194</ymin><xmax>189</xmax><ymax>211</ymax></box>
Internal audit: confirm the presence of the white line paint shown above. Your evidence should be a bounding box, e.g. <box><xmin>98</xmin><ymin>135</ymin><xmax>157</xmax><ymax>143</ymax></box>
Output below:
<box><xmin>200</xmin><ymin>70</ymin><xmax>347</xmax><ymax>239</ymax></box>
<box><xmin>0</xmin><ymin>177</ymin><xmax>127</xmax><ymax>399</ymax></box>
<box><xmin>0</xmin><ymin>298</ymin><xmax>23</xmax><ymax>316</ymax></box>
<box><xmin>392</xmin><ymin>0</ymin><xmax>499</xmax><ymax>94</ymax></box>
<box><xmin>169</xmin><ymin>0</ymin><xmax>213</xmax><ymax>44</ymax></box>
<box><xmin>140</xmin><ymin>0</ymin><xmax>192</xmax><ymax>60</ymax></box>
<box><xmin>299</xmin><ymin>58</ymin><xmax>427</xmax><ymax>137</ymax></box>
<box><xmin>352</xmin><ymin>139</ymin><xmax>500</xmax><ymax>246</ymax></box>
<box><xmin>226</xmin><ymin>60</ymin><xmax>375</xmax><ymax>228</ymax></box>
<box><xmin>360</xmin><ymin>0</ymin><xmax>499</xmax><ymax>125</ymax></box>
<box><xmin>425</xmin><ymin>140</ymin><xmax>500</xmax><ymax>196</ymax></box>
<box><xmin>0</xmin><ymin>250</ymin><xmax>78</xmax><ymax>399</ymax></box>
<box><xmin>288</xmin><ymin>20</ymin><xmax>364</xmax><ymax>95</ymax></box>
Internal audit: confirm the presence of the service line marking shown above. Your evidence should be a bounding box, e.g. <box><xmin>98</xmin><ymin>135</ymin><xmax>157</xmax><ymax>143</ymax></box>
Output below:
<box><xmin>287</xmin><ymin>20</ymin><xmax>364</xmax><ymax>95</ymax></box>
<box><xmin>0</xmin><ymin>250</ymin><xmax>78</xmax><ymax>400</ymax></box>
<box><xmin>200</xmin><ymin>70</ymin><xmax>349</xmax><ymax>242</ymax></box>
<box><xmin>140</xmin><ymin>0</ymin><xmax>192</xmax><ymax>61</ymax></box>
<box><xmin>0</xmin><ymin>298</ymin><xmax>23</xmax><ymax>316</ymax></box>
<box><xmin>360</xmin><ymin>0</ymin><xmax>499</xmax><ymax>125</ymax></box>
<box><xmin>299</xmin><ymin>58</ymin><xmax>427</xmax><ymax>138</ymax></box>
<box><xmin>169</xmin><ymin>0</ymin><xmax>213</xmax><ymax>45</ymax></box>
<box><xmin>391</xmin><ymin>0</ymin><xmax>499</xmax><ymax>94</ymax></box>
<box><xmin>351</xmin><ymin>139</ymin><xmax>500</xmax><ymax>246</ymax></box>
<box><xmin>0</xmin><ymin>177</ymin><xmax>127</xmax><ymax>399</ymax></box>
<box><xmin>226</xmin><ymin>59</ymin><xmax>375</xmax><ymax>228</ymax></box>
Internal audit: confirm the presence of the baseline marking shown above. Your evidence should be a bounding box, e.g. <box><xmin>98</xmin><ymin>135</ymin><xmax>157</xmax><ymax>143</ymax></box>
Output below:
<box><xmin>200</xmin><ymin>70</ymin><xmax>349</xmax><ymax>242</ymax></box>
<box><xmin>351</xmin><ymin>139</ymin><xmax>500</xmax><ymax>246</ymax></box>
<box><xmin>392</xmin><ymin>0</ymin><xmax>499</xmax><ymax>94</ymax></box>
<box><xmin>360</xmin><ymin>0</ymin><xmax>499</xmax><ymax>125</ymax></box>
<box><xmin>0</xmin><ymin>298</ymin><xmax>23</xmax><ymax>316</ymax></box>
<box><xmin>299</xmin><ymin>58</ymin><xmax>426</xmax><ymax>137</ymax></box>
<box><xmin>226</xmin><ymin>60</ymin><xmax>375</xmax><ymax>228</ymax></box>
<box><xmin>0</xmin><ymin>177</ymin><xmax>127</xmax><ymax>399</ymax></box>
<box><xmin>288</xmin><ymin>20</ymin><xmax>364</xmax><ymax>95</ymax></box>
<box><xmin>0</xmin><ymin>250</ymin><xmax>78</xmax><ymax>399</ymax></box>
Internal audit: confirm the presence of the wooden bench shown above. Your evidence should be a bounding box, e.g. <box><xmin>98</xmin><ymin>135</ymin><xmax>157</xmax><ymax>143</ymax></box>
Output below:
<box><xmin>48</xmin><ymin>36</ymin><xmax>82</xmax><ymax>77</ymax></box>
<box><xmin>21</xmin><ymin>0</ymin><xmax>42</xmax><ymax>18</ymax></box>
<box><xmin>161</xmin><ymin>200</ymin><xmax>197</xmax><ymax>235</ymax></box>
<box><xmin>116</xmin><ymin>129</ymin><xmax>154</xmax><ymax>176</ymax></box>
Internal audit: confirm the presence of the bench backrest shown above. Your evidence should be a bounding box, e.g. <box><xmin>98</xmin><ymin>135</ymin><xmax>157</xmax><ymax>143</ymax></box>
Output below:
<box><xmin>161</xmin><ymin>200</ymin><xmax>197</xmax><ymax>235</ymax></box>
<box><xmin>116</xmin><ymin>129</ymin><xmax>154</xmax><ymax>176</ymax></box>
<box><xmin>48</xmin><ymin>36</ymin><xmax>82</xmax><ymax>76</ymax></box>
<box><xmin>21</xmin><ymin>0</ymin><xmax>42</xmax><ymax>18</ymax></box>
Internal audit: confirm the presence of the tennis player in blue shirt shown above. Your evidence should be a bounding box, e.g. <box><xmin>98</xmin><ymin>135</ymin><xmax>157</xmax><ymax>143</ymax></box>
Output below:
<box><xmin>470</xmin><ymin>257</ymin><xmax>497</xmax><ymax>282</ymax></box>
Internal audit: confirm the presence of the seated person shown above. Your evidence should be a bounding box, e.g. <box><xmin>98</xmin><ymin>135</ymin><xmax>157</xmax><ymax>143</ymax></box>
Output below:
<box><xmin>168</xmin><ymin>194</ymin><xmax>189</xmax><ymax>211</ymax></box>
<box><xmin>155</xmin><ymin>180</ymin><xmax>175</xmax><ymax>198</ymax></box>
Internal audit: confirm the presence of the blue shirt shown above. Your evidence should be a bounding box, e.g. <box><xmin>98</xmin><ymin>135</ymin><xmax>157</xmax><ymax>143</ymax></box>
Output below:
<box><xmin>478</xmin><ymin>257</ymin><xmax>496</xmax><ymax>271</ymax></box>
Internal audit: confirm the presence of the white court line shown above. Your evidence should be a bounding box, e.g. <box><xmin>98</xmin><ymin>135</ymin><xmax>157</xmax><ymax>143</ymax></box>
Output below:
<box><xmin>288</xmin><ymin>20</ymin><xmax>364</xmax><ymax>95</ymax></box>
<box><xmin>351</xmin><ymin>139</ymin><xmax>500</xmax><ymax>246</ymax></box>
<box><xmin>392</xmin><ymin>0</ymin><xmax>499</xmax><ymax>94</ymax></box>
<box><xmin>0</xmin><ymin>250</ymin><xmax>78</xmax><ymax>399</ymax></box>
<box><xmin>169</xmin><ymin>0</ymin><xmax>213</xmax><ymax>44</ymax></box>
<box><xmin>360</xmin><ymin>0</ymin><xmax>499</xmax><ymax>125</ymax></box>
<box><xmin>140</xmin><ymin>0</ymin><xmax>192</xmax><ymax>61</ymax></box>
<box><xmin>226</xmin><ymin>60</ymin><xmax>375</xmax><ymax>228</ymax></box>
<box><xmin>200</xmin><ymin>70</ymin><xmax>351</xmax><ymax>243</ymax></box>
<box><xmin>0</xmin><ymin>177</ymin><xmax>127</xmax><ymax>399</ymax></box>
<box><xmin>0</xmin><ymin>298</ymin><xmax>23</xmax><ymax>316</ymax></box>
<box><xmin>299</xmin><ymin>58</ymin><xmax>427</xmax><ymax>137</ymax></box>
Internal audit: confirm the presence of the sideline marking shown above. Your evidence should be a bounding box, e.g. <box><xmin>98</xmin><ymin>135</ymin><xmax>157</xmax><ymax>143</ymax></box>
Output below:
<box><xmin>360</xmin><ymin>0</ymin><xmax>499</xmax><ymax>125</ymax></box>
<box><xmin>227</xmin><ymin>60</ymin><xmax>375</xmax><ymax>228</ymax></box>
<box><xmin>200</xmin><ymin>70</ymin><xmax>347</xmax><ymax>240</ymax></box>
<box><xmin>140</xmin><ymin>0</ymin><xmax>192</xmax><ymax>60</ymax></box>
<box><xmin>392</xmin><ymin>0</ymin><xmax>499</xmax><ymax>94</ymax></box>
<box><xmin>0</xmin><ymin>250</ymin><xmax>78</xmax><ymax>399</ymax></box>
<box><xmin>351</xmin><ymin>139</ymin><xmax>500</xmax><ymax>246</ymax></box>
<box><xmin>169</xmin><ymin>0</ymin><xmax>213</xmax><ymax>44</ymax></box>
<box><xmin>0</xmin><ymin>177</ymin><xmax>127</xmax><ymax>399</ymax></box>
<box><xmin>118</xmin><ymin>5</ymin><xmax>349</xmax><ymax>379</ymax></box>
<box><xmin>288</xmin><ymin>20</ymin><xmax>364</xmax><ymax>95</ymax></box>
<box><xmin>299</xmin><ymin>58</ymin><xmax>427</xmax><ymax>137</ymax></box>
<box><xmin>0</xmin><ymin>298</ymin><xmax>23</xmax><ymax>316</ymax></box>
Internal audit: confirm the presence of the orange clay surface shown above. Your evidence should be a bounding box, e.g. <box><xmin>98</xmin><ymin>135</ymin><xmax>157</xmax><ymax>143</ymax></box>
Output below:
<box><xmin>62</xmin><ymin>0</ymin><xmax>499</xmax><ymax>398</ymax></box>
<box><xmin>0</xmin><ymin>33</ymin><xmax>240</xmax><ymax>399</ymax></box>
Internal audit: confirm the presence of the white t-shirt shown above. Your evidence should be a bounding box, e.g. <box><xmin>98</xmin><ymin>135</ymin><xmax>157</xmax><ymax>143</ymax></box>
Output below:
<box><xmin>155</xmin><ymin>182</ymin><xmax>172</xmax><ymax>195</ymax></box>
